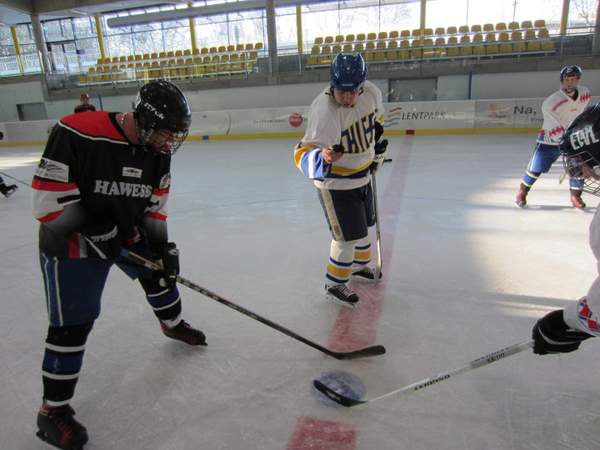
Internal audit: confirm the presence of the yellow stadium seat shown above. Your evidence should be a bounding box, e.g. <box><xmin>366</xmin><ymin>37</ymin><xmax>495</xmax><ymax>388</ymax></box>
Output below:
<box><xmin>158</xmin><ymin>51</ymin><xmax>166</xmax><ymax>59</ymax></box>
<box><xmin>499</xmin><ymin>42</ymin><xmax>512</xmax><ymax>53</ymax></box>
<box><xmin>496</xmin><ymin>22</ymin><xmax>507</xmax><ymax>31</ymax></box>
<box><xmin>423</xmin><ymin>28</ymin><xmax>433</xmax><ymax>36</ymax></box>
<box><xmin>541</xmin><ymin>40</ymin><xmax>555</xmax><ymax>51</ymax></box>
<box><xmin>459</xmin><ymin>35</ymin><xmax>470</xmax><ymax>44</ymax></box>
<box><xmin>527</xmin><ymin>41</ymin><xmax>541</xmax><ymax>51</ymax></box>
<box><xmin>365</xmin><ymin>41</ymin><xmax>375</xmax><ymax>50</ymax></box>
<box><xmin>446</xmin><ymin>26</ymin><xmax>458</xmax><ymax>34</ymax></box>
<box><xmin>471</xmin><ymin>24</ymin><xmax>482</xmax><ymax>33</ymax></box>
<box><xmin>378</xmin><ymin>31</ymin><xmax>388</xmax><ymax>40</ymax></box>
<box><xmin>236</xmin><ymin>44</ymin><xmax>244</xmax><ymax>51</ymax></box>
<box><xmin>386</xmin><ymin>50</ymin><xmax>398</xmax><ymax>60</ymax></box>
<box><xmin>376</xmin><ymin>41</ymin><xmax>386</xmax><ymax>50</ymax></box>
<box><xmin>483</xmin><ymin>23</ymin><xmax>494</xmax><ymax>32</ymax></box>
<box><xmin>324</xmin><ymin>36</ymin><xmax>334</xmax><ymax>44</ymax></box>
<box><xmin>388</xmin><ymin>40</ymin><xmax>398</xmax><ymax>49</ymax></box>
<box><xmin>485</xmin><ymin>43</ymin><xmax>499</xmax><ymax>54</ymax></box>
<box><xmin>200</xmin><ymin>48</ymin><xmax>208</xmax><ymax>54</ymax></box>
<box><xmin>332</xmin><ymin>44</ymin><xmax>342</xmax><ymax>53</ymax></box>
<box><xmin>524</xmin><ymin>29</ymin><xmax>536</xmax><ymax>40</ymax></box>
<box><xmin>534</xmin><ymin>19</ymin><xmax>546</xmax><ymax>28</ymax></box>
<box><xmin>447</xmin><ymin>36</ymin><xmax>458</xmax><ymax>45</ymax></box>
<box><xmin>434</xmin><ymin>27</ymin><xmax>445</xmax><ymax>36</ymax></box>
<box><xmin>210</xmin><ymin>46</ymin><xmax>218</xmax><ymax>53</ymax></box>
<box><xmin>367</xmin><ymin>32</ymin><xmax>377</xmax><ymax>40</ymax></box>
<box><xmin>460</xmin><ymin>45</ymin><xmax>472</xmax><ymax>56</ymax></box>
<box><xmin>245</xmin><ymin>43</ymin><xmax>253</xmax><ymax>50</ymax></box>
<box><xmin>411</xmin><ymin>29</ymin><xmax>421</xmax><ymax>37</ymax></box>
<box><xmin>400</xmin><ymin>39</ymin><xmax>410</xmax><ymax>48</ymax></box>
<box><xmin>472</xmin><ymin>33</ymin><xmax>483</xmax><ymax>43</ymax></box>
<box><xmin>538</xmin><ymin>28</ymin><xmax>550</xmax><ymax>39</ymax></box>
<box><xmin>485</xmin><ymin>33</ymin><xmax>496</xmax><ymax>42</ymax></box>
<box><xmin>255</xmin><ymin>42</ymin><xmax>263</xmax><ymax>50</ymax></box>
<box><xmin>508</xmin><ymin>21</ymin><xmax>519</xmax><ymax>30</ymax></box>
<box><xmin>345</xmin><ymin>34</ymin><xmax>355</xmax><ymax>42</ymax></box>
<box><xmin>521</xmin><ymin>20</ymin><xmax>533</xmax><ymax>29</ymax></box>
<box><xmin>310</xmin><ymin>45</ymin><xmax>320</xmax><ymax>55</ymax></box>
<box><xmin>314</xmin><ymin>37</ymin><xmax>323</xmax><ymax>45</ymax></box>
<box><xmin>342</xmin><ymin>43</ymin><xmax>353</xmax><ymax>52</ymax></box>
<box><xmin>226</xmin><ymin>45</ymin><xmax>234</xmax><ymax>52</ymax></box>
<box><xmin>321</xmin><ymin>44</ymin><xmax>331</xmax><ymax>55</ymax></box>
<box><xmin>400</xmin><ymin>30</ymin><xmax>411</xmax><ymax>38</ymax></box>
<box><xmin>335</xmin><ymin>35</ymin><xmax>344</xmax><ymax>43</ymax></box>
<box><xmin>435</xmin><ymin>37</ymin><xmax>446</xmax><ymax>46</ymax></box>
<box><xmin>356</xmin><ymin>33</ymin><xmax>366</xmax><ymax>42</ymax></box>
<box><xmin>217</xmin><ymin>46</ymin><xmax>226</xmax><ymax>53</ymax></box>
<box><xmin>472</xmin><ymin>44</ymin><xmax>486</xmax><ymax>55</ymax></box>
<box><xmin>498</xmin><ymin>32</ymin><xmax>510</xmax><ymax>42</ymax></box>
<box><xmin>446</xmin><ymin>46</ymin><xmax>459</xmax><ymax>57</ymax></box>
<box><xmin>354</xmin><ymin>43</ymin><xmax>364</xmax><ymax>52</ymax></box>
<box><xmin>389</xmin><ymin>31</ymin><xmax>399</xmax><ymax>39</ymax></box>
<box><xmin>458</xmin><ymin>25</ymin><xmax>469</xmax><ymax>34</ymax></box>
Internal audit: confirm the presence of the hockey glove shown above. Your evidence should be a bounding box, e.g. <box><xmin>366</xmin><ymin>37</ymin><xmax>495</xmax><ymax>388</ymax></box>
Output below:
<box><xmin>153</xmin><ymin>242</ymin><xmax>180</xmax><ymax>289</ymax></box>
<box><xmin>81</xmin><ymin>219</ymin><xmax>121</xmax><ymax>259</ymax></box>
<box><xmin>532</xmin><ymin>309</ymin><xmax>593</xmax><ymax>355</ymax></box>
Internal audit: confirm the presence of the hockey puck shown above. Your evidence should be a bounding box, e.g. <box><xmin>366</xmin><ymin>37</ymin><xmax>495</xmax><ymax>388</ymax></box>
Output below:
<box><xmin>311</xmin><ymin>370</ymin><xmax>365</xmax><ymax>407</ymax></box>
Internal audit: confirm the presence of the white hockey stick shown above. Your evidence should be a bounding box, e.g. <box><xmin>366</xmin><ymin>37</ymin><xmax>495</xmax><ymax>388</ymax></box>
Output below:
<box><xmin>314</xmin><ymin>339</ymin><xmax>534</xmax><ymax>407</ymax></box>
<box><xmin>371</xmin><ymin>171</ymin><xmax>382</xmax><ymax>283</ymax></box>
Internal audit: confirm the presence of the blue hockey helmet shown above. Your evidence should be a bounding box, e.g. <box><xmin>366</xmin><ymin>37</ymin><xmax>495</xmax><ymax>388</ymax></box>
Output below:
<box><xmin>330</xmin><ymin>53</ymin><xmax>368</xmax><ymax>91</ymax></box>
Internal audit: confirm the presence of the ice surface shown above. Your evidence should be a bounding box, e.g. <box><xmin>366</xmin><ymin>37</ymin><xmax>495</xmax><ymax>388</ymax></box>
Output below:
<box><xmin>2</xmin><ymin>135</ymin><xmax>600</xmax><ymax>450</ymax></box>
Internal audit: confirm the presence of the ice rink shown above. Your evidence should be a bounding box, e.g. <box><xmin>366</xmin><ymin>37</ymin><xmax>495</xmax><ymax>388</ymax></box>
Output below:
<box><xmin>2</xmin><ymin>134</ymin><xmax>600</xmax><ymax>450</ymax></box>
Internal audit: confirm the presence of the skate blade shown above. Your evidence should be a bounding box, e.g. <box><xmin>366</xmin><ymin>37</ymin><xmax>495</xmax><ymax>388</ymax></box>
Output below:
<box><xmin>326</xmin><ymin>293</ymin><xmax>358</xmax><ymax>309</ymax></box>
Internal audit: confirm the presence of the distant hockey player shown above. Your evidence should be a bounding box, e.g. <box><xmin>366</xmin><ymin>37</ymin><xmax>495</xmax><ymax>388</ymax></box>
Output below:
<box><xmin>531</xmin><ymin>103</ymin><xmax>600</xmax><ymax>355</ymax></box>
<box><xmin>74</xmin><ymin>92</ymin><xmax>96</xmax><ymax>113</ymax></box>
<box><xmin>33</xmin><ymin>80</ymin><xmax>205</xmax><ymax>450</ymax></box>
<box><xmin>293</xmin><ymin>53</ymin><xmax>388</xmax><ymax>307</ymax></box>
<box><xmin>515</xmin><ymin>65</ymin><xmax>591</xmax><ymax>209</ymax></box>
<box><xmin>0</xmin><ymin>175</ymin><xmax>17</xmax><ymax>197</ymax></box>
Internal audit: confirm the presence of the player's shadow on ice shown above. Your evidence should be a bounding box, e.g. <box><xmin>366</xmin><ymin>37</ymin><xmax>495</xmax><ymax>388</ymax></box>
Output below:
<box><xmin>523</xmin><ymin>204</ymin><xmax>596</xmax><ymax>213</ymax></box>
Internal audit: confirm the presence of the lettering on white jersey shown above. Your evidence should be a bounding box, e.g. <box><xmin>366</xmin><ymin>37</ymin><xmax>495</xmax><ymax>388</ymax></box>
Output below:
<box><xmin>341</xmin><ymin>111</ymin><xmax>377</xmax><ymax>154</ymax></box>
<box><xmin>122</xmin><ymin>167</ymin><xmax>143</xmax><ymax>178</ymax></box>
<box><xmin>570</xmin><ymin>125</ymin><xmax>600</xmax><ymax>150</ymax></box>
<box><xmin>94</xmin><ymin>180</ymin><xmax>152</xmax><ymax>198</ymax></box>
<box><xmin>35</xmin><ymin>157</ymin><xmax>69</xmax><ymax>183</ymax></box>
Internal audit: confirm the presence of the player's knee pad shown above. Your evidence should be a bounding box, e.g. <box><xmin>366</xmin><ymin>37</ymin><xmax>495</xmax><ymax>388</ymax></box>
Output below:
<box><xmin>46</xmin><ymin>322</ymin><xmax>94</xmax><ymax>347</ymax></box>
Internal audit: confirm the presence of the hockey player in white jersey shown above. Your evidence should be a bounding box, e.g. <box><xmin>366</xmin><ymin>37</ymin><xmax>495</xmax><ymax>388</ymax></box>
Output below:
<box><xmin>293</xmin><ymin>53</ymin><xmax>387</xmax><ymax>307</ymax></box>
<box><xmin>531</xmin><ymin>103</ymin><xmax>600</xmax><ymax>354</ymax></box>
<box><xmin>515</xmin><ymin>65</ymin><xmax>591</xmax><ymax>209</ymax></box>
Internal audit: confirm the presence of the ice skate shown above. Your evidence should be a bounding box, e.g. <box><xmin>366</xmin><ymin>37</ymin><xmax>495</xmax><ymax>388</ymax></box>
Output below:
<box><xmin>352</xmin><ymin>266</ymin><xmax>382</xmax><ymax>282</ymax></box>
<box><xmin>160</xmin><ymin>319</ymin><xmax>206</xmax><ymax>345</ymax></box>
<box><xmin>570</xmin><ymin>191</ymin><xmax>586</xmax><ymax>209</ymax></box>
<box><xmin>36</xmin><ymin>403</ymin><xmax>88</xmax><ymax>450</ymax></box>
<box><xmin>515</xmin><ymin>183</ymin><xmax>529</xmax><ymax>208</ymax></box>
<box><xmin>325</xmin><ymin>284</ymin><xmax>359</xmax><ymax>308</ymax></box>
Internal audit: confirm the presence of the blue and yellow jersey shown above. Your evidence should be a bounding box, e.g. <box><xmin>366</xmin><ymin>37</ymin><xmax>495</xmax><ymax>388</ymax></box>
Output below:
<box><xmin>294</xmin><ymin>80</ymin><xmax>384</xmax><ymax>190</ymax></box>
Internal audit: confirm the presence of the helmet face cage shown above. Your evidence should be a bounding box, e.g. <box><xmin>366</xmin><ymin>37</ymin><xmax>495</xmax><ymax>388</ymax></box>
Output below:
<box><xmin>330</xmin><ymin>53</ymin><xmax>368</xmax><ymax>92</ymax></box>
<box><xmin>560</xmin><ymin>65</ymin><xmax>582</xmax><ymax>81</ymax></box>
<box><xmin>563</xmin><ymin>151</ymin><xmax>600</xmax><ymax>196</ymax></box>
<box><xmin>134</xmin><ymin>80</ymin><xmax>192</xmax><ymax>155</ymax></box>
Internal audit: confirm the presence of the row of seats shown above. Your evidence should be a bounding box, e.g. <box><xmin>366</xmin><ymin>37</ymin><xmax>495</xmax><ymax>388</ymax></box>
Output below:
<box><xmin>308</xmin><ymin>31</ymin><xmax>554</xmax><ymax>65</ymax></box>
<box><xmin>81</xmin><ymin>53</ymin><xmax>257</xmax><ymax>85</ymax></box>
<box><xmin>95</xmin><ymin>42</ymin><xmax>264</xmax><ymax>71</ymax></box>
<box><xmin>313</xmin><ymin>19</ymin><xmax>547</xmax><ymax>45</ymax></box>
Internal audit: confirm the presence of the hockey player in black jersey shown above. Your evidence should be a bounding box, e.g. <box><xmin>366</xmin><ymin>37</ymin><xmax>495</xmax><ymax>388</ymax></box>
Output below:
<box><xmin>32</xmin><ymin>80</ymin><xmax>204</xmax><ymax>450</ymax></box>
<box><xmin>531</xmin><ymin>103</ymin><xmax>600</xmax><ymax>355</ymax></box>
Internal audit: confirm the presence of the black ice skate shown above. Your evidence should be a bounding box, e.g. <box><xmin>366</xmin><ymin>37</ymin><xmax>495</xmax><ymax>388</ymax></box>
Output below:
<box><xmin>352</xmin><ymin>266</ymin><xmax>383</xmax><ymax>282</ymax></box>
<box><xmin>325</xmin><ymin>284</ymin><xmax>359</xmax><ymax>308</ymax></box>
<box><xmin>0</xmin><ymin>183</ymin><xmax>17</xmax><ymax>197</ymax></box>
<box><xmin>160</xmin><ymin>319</ymin><xmax>206</xmax><ymax>345</ymax></box>
<box><xmin>36</xmin><ymin>403</ymin><xmax>88</xmax><ymax>450</ymax></box>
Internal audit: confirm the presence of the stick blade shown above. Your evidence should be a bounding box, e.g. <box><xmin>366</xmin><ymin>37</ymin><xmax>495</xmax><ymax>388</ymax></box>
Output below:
<box><xmin>331</xmin><ymin>345</ymin><xmax>386</xmax><ymax>360</ymax></box>
<box><xmin>313</xmin><ymin>380</ymin><xmax>366</xmax><ymax>407</ymax></box>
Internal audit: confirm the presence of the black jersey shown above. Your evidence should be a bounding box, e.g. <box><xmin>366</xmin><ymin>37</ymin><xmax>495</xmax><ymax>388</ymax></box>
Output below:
<box><xmin>33</xmin><ymin>111</ymin><xmax>171</xmax><ymax>258</ymax></box>
<box><xmin>561</xmin><ymin>103</ymin><xmax>600</xmax><ymax>158</ymax></box>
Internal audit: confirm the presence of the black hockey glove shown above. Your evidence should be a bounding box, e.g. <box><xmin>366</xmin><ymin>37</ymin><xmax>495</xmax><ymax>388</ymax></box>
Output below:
<box><xmin>81</xmin><ymin>219</ymin><xmax>121</xmax><ymax>259</ymax></box>
<box><xmin>153</xmin><ymin>242</ymin><xmax>180</xmax><ymax>289</ymax></box>
<box><xmin>532</xmin><ymin>309</ymin><xmax>593</xmax><ymax>355</ymax></box>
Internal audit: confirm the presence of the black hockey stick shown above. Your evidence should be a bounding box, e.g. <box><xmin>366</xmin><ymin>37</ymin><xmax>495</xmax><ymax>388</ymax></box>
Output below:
<box><xmin>122</xmin><ymin>249</ymin><xmax>386</xmax><ymax>360</ymax></box>
<box><xmin>314</xmin><ymin>340</ymin><xmax>533</xmax><ymax>407</ymax></box>
<box><xmin>0</xmin><ymin>170</ymin><xmax>30</xmax><ymax>187</ymax></box>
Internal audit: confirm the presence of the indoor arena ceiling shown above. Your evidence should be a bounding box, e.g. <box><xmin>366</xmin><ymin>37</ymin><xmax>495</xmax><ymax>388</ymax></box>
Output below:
<box><xmin>0</xmin><ymin>1</ymin><xmax>189</xmax><ymax>25</ymax></box>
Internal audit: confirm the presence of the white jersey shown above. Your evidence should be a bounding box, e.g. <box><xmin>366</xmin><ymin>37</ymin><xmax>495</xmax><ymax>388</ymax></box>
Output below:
<box><xmin>537</xmin><ymin>86</ymin><xmax>591</xmax><ymax>145</ymax></box>
<box><xmin>294</xmin><ymin>80</ymin><xmax>384</xmax><ymax>190</ymax></box>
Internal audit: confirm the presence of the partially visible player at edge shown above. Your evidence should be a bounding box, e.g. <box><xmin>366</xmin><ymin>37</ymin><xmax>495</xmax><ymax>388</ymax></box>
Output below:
<box><xmin>293</xmin><ymin>53</ymin><xmax>388</xmax><ymax>307</ymax></box>
<box><xmin>515</xmin><ymin>65</ymin><xmax>591</xmax><ymax>209</ymax></box>
<box><xmin>32</xmin><ymin>80</ymin><xmax>205</xmax><ymax>450</ymax></box>
<box><xmin>531</xmin><ymin>102</ymin><xmax>600</xmax><ymax>355</ymax></box>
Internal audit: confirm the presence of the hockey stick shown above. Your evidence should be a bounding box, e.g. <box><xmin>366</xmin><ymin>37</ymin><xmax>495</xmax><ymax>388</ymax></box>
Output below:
<box><xmin>313</xmin><ymin>339</ymin><xmax>534</xmax><ymax>407</ymax></box>
<box><xmin>122</xmin><ymin>249</ymin><xmax>386</xmax><ymax>360</ymax></box>
<box><xmin>371</xmin><ymin>171</ymin><xmax>383</xmax><ymax>283</ymax></box>
<box><xmin>0</xmin><ymin>170</ymin><xmax>30</xmax><ymax>187</ymax></box>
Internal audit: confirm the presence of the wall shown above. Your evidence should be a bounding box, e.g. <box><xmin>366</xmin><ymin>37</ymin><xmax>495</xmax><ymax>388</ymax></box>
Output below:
<box><xmin>1</xmin><ymin>69</ymin><xmax>599</xmax><ymax>121</ymax></box>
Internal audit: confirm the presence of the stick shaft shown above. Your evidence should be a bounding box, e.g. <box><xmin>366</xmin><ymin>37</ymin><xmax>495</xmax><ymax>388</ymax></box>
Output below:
<box><xmin>371</xmin><ymin>172</ymin><xmax>382</xmax><ymax>282</ymax></box>
<box><xmin>0</xmin><ymin>170</ymin><xmax>30</xmax><ymax>187</ymax></box>
<box><xmin>122</xmin><ymin>249</ymin><xmax>385</xmax><ymax>359</ymax></box>
<box><xmin>369</xmin><ymin>340</ymin><xmax>534</xmax><ymax>403</ymax></box>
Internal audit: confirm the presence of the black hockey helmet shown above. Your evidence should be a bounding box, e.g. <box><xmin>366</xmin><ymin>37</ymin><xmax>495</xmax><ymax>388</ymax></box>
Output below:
<box><xmin>561</xmin><ymin>103</ymin><xmax>600</xmax><ymax>196</ymax></box>
<box><xmin>330</xmin><ymin>53</ymin><xmax>367</xmax><ymax>92</ymax></box>
<box><xmin>560</xmin><ymin>65</ymin><xmax>582</xmax><ymax>81</ymax></box>
<box><xmin>134</xmin><ymin>80</ymin><xmax>192</xmax><ymax>155</ymax></box>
